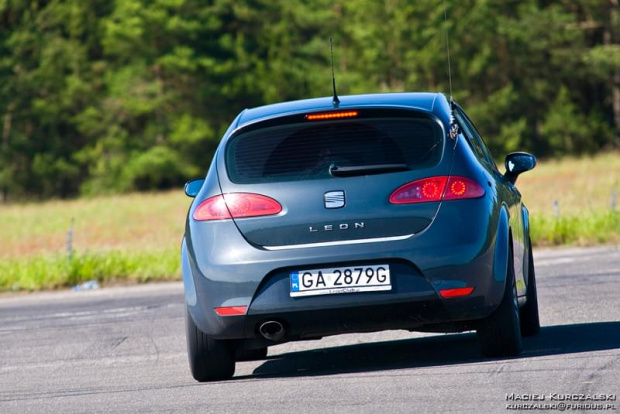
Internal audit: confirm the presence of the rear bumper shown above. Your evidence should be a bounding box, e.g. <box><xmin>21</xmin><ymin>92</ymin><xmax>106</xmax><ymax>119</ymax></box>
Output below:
<box><xmin>188</xmin><ymin>265</ymin><xmax>492</xmax><ymax>341</ymax></box>
<box><xmin>245</xmin><ymin>300</ymin><xmax>454</xmax><ymax>341</ymax></box>
<box><xmin>183</xmin><ymin>198</ymin><xmax>506</xmax><ymax>340</ymax></box>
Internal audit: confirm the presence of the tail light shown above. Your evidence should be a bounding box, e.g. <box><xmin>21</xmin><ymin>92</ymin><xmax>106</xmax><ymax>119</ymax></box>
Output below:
<box><xmin>193</xmin><ymin>193</ymin><xmax>282</xmax><ymax>221</ymax></box>
<box><xmin>443</xmin><ymin>177</ymin><xmax>486</xmax><ymax>200</ymax></box>
<box><xmin>389</xmin><ymin>176</ymin><xmax>485</xmax><ymax>204</ymax></box>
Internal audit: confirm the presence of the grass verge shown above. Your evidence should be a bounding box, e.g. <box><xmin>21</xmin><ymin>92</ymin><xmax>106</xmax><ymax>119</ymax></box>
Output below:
<box><xmin>0</xmin><ymin>248</ymin><xmax>180</xmax><ymax>292</ymax></box>
<box><xmin>530</xmin><ymin>211</ymin><xmax>620</xmax><ymax>247</ymax></box>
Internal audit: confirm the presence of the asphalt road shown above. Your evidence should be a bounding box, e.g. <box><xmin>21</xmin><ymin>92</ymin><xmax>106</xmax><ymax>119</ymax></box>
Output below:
<box><xmin>1</xmin><ymin>246</ymin><xmax>619</xmax><ymax>413</ymax></box>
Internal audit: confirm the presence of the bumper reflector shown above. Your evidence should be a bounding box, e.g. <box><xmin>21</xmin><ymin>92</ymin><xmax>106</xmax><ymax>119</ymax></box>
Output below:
<box><xmin>439</xmin><ymin>287</ymin><xmax>475</xmax><ymax>298</ymax></box>
<box><xmin>214</xmin><ymin>306</ymin><xmax>248</xmax><ymax>316</ymax></box>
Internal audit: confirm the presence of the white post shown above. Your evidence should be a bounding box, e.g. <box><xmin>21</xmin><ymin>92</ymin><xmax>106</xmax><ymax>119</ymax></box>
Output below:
<box><xmin>66</xmin><ymin>218</ymin><xmax>74</xmax><ymax>261</ymax></box>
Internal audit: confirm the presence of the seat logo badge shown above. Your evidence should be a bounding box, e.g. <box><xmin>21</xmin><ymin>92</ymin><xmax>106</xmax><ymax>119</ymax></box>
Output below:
<box><xmin>324</xmin><ymin>191</ymin><xmax>345</xmax><ymax>209</ymax></box>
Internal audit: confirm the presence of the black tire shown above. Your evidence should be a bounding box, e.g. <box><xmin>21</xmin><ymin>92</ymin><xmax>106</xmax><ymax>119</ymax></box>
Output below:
<box><xmin>185</xmin><ymin>307</ymin><xmax>235</xmax><ymax>382</ymax></box>
<box><xmin>477</xmin><ymin>245</ymin><xmax>523</xmax><ymax>357</ymax></box>
<box><xmin>235</xmin><ymin>346</ymin><xmax>268</xmax><ymax>362</ymax></box>
<box><xmin>520</xmin><ymin>239</ymin><xmax>540</xmax><ymax>336</ymax></box>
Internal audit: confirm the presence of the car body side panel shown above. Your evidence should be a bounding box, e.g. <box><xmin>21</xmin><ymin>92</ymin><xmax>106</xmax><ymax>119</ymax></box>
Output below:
<box><xmin>500</xmin><ymin>178</ymin><xmax>527</xmax><ymax>297</ymax></box>
<box><xmin>521</xmin><ymin>203</ymin><xmax>532</xmax><ymax>299</ymax></box>
<box><xmin>452</xmin><ymin>123</ymin><xmax>527</xmax><ymax>299</ymax></box>
<box><xmin>181</xmin><ymin>238</ymin><xmax>197</xmax><ymax>307</ymax></box>
<box><xmin>452</xmin><ymin>103</ymin><xmax>528</xmax><ymax>299</ymax></box>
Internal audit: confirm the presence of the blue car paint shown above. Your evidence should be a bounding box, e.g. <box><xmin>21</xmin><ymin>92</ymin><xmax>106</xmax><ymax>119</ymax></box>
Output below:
<box><xmin>182</xmin><ymin>92</ymin><xmax>534</xmax><ymax>341</ymax></box>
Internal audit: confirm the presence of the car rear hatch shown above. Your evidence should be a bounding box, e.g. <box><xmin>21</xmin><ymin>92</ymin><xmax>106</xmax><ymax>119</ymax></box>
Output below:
<box><xmin>216</xmin><ymin>108</ymin><xmax>453</xmax><ymax>249</ymax></box>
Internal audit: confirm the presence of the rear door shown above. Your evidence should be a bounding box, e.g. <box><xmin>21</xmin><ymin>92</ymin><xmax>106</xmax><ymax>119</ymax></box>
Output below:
<box><xmin>217</xmin><ymin>108</ymin><xmax>453</xmax><ymax>249</ymax></box>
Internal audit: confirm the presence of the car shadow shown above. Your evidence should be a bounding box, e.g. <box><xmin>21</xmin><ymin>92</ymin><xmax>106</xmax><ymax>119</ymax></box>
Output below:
<box><xmin>244</xmin><ymin>321</ymin><xmax>620</xmax><ymax>379</ymax></box>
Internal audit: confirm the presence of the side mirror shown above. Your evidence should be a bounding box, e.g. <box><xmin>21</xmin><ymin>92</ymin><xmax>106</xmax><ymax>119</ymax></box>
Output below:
<box><xmin>504</xmin><ymin>152</ymin><xmax>536</xmax><ymax>184</ymax></box>
<box><xmin>184</xmin><ymin>179</ymin><xmax>204</xmax><ymax>197</ymax></box>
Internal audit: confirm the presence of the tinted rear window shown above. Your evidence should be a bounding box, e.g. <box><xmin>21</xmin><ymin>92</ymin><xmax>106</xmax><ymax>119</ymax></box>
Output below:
<box><xmin>226</xmin><ymin>114</ymin><xmax>443</xmax><ymax>184</ymax></box>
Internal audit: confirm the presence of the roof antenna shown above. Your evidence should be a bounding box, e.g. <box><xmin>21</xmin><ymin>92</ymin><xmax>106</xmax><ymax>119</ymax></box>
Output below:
<box><xmin>330</xmin><ymin>37</ymin><xmax>340</xmax><ymax>107</ymax></box>
<box><xmin>443</xmin><ymin>0</ymin><xmax>459</xmax><ymax>140</ymax></box>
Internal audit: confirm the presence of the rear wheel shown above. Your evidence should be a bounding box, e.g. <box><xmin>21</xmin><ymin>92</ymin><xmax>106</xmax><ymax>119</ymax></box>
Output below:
<box><xmin>185</xmin><ymin>306</ymin><xmax>235</xmax><ymax>382</ymax></box>
<box><xmin>477</xmin><ymin>245</ymin><xmax>523</xmax><ymax>357</ymax></box>
<box><xmin>520</xmin><ymin>239</ymin><xmax>540</xmax><ymax>336</ymax></box>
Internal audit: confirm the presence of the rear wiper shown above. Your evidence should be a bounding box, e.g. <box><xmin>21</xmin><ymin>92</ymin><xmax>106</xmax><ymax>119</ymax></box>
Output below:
<box><xmin>329</xmin><ymin>163</ymin><xmax>409</xmax><ymax>177</ymax></box>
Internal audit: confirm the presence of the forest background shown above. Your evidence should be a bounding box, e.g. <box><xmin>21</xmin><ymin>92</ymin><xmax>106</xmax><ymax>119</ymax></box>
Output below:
<box><xmin>1</xmin><ymin>0</ymin><xmax>619</xmax><ymax>200</ymax></box>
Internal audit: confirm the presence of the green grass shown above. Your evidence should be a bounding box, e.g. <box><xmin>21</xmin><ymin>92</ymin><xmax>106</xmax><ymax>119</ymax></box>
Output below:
<box><xmin>517</xmin><ymin>152</ymin><xmax>620</xmax><ymax>247</ymax></box>
<box><xmin>530</xmin><ymin>211</ymin><xmax>620</xmax><ymax>246</ymax></box>
<box><xmin>0</xmin><ymin>152</ymin><xmax>619</xmax><ymax>292</ymax></box>
<box><xmin>0</xmin><ymin>248</ymin><xmax>180</xmax><ymax>292</ymax></box>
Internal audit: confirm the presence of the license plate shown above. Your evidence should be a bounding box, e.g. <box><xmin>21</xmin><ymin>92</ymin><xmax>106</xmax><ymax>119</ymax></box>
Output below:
<box><xmin>290</xmin><ymin>264</ymin><xmax>391</xmax><ymax>297</ymax></box>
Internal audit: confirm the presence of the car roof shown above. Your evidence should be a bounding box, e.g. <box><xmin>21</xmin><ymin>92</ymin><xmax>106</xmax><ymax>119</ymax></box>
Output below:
<box><xmin>235</xmin><ymin>92</ymin><xmax>449</xmax><ymax>128</ymax></box>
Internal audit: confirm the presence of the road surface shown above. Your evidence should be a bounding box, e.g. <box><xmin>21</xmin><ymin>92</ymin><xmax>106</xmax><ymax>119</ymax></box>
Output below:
<box><xmin>1</xmin><ymin>246</ymin><xmax>619</xmax><ymax>413</ymax></box>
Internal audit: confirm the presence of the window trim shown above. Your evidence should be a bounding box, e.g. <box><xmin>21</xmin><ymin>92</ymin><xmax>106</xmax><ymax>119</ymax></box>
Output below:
<box><xmin>454</xmin><ymin>106</ymin><xmax>498</xmax><ymax>171</ymax></box>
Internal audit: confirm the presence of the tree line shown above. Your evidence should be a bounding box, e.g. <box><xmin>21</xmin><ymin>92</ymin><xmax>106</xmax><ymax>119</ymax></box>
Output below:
<box><xmin>1</xmin><ymin>0</ymin><xmax>618</xmax><ymax>200</ymax></box>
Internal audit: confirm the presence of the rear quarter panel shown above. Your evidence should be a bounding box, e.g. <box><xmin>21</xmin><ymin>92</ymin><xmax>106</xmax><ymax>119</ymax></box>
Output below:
<box><xmin>447</xmin><ymin>134</ymin><xmax>528</xmax><ymax>297</ymax></box>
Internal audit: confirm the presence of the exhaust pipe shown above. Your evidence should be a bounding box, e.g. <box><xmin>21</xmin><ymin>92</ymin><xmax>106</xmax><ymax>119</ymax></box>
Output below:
<box><xmin>259</xmin><ymin>321</ymin><xmax>285</xmax><ymax>342</ymax></box>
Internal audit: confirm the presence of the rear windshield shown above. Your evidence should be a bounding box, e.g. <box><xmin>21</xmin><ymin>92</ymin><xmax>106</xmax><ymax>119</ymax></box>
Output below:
<box><xmin>226</xmin><ymin>114</ymin><xmax>443</xmax><ymax>184</ymax></box>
